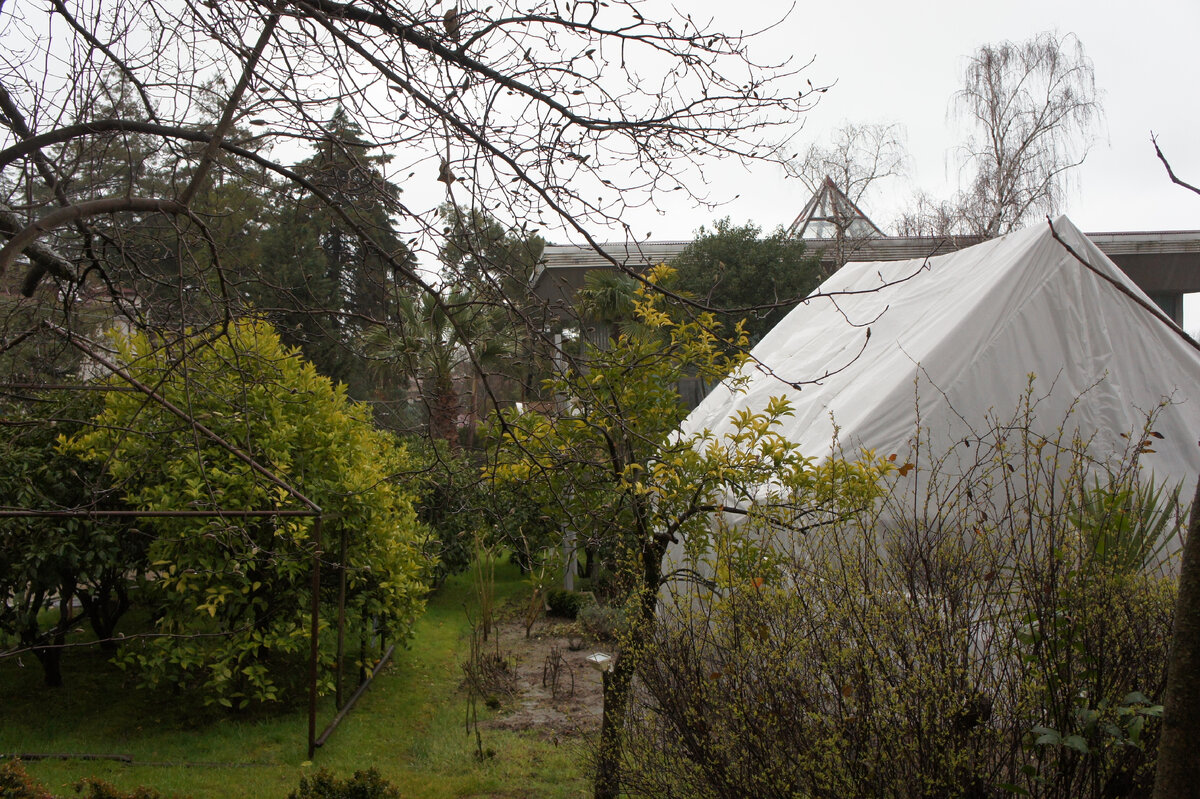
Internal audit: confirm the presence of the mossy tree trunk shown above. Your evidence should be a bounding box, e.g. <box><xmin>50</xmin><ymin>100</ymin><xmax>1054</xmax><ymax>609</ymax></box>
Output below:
<box><xmin>594</xmin><ymin>534</ymin><xmax>668</xmax><ymax>799</ymax></box>
<box><xmin>1153</xmin><ymin>477</ymin><xmax>1200</xmax><ymax>798</ymax></box>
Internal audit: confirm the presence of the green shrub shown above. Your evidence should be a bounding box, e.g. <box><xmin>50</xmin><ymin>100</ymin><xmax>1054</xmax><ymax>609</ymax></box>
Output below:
<box><xmin>0</xmin><ymin>764</ymin><xmax>177</xmax><ymax>799</ymax></box>
<box><xmin>65</xmin><ymin>321</ymin><xmax>429</xmax><ymax>708</ymax></box>
<box><xmin>624</xmin><ymin>394</ymin><xmax>1183</xmax><ymax>799</ymax></box>
<box><xmin>578</xmin><ymin>603</ymin><xmax>627</xmax><ymax>641</ymax></box>
<box><xmin>408</xmin><ymin>437</ymin><xmax>485</xmax><ymax>586</ymax></box>
<box><xmin>545</xmin><ymin>588</ymin><xmax>594</xmax><ymax>619</ymax></box>
<box><xmin>288</xmin><ymin>768</ymin><xmax>400</xmax><ymax>799</ymax></box>
<box><xmin>487</xmin><ymin>480</ymin><xmax>560</xmax><ymax>575</ymax></box>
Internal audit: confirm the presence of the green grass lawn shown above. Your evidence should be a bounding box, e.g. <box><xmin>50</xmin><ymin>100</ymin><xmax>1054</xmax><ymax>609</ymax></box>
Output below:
<box><xmin>0</xmin><ymin>562</ymin><xmax>590</xmax><ymax>798</ymax></box>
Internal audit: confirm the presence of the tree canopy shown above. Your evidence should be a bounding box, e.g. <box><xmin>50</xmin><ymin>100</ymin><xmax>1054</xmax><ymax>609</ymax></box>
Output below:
<box><xmin>251</xmin><ymin>108</ymin><xmax>414</xmax><ymax>400</ymax></box>
<box><xmin>439</xmin><ymin>203</ymin><xmax>545</xmax><ymax>303</ymax></box>
<box><xmin>0</xmin><ymin>1</ymin><xmax>816</xmax><ymax>323</ymax></box>
<box><xmin>669</xmin><ymin>218</ymin><xmax>823</xmax><ymax>345</ymax></box>
<box><xmin>0</xmin><ymin>390</ymin><xmax>139</xmax><ymax>687</ymax></box>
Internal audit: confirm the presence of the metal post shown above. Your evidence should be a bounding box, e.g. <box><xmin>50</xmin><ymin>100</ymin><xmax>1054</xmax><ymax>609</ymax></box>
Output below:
<box><xmin>359</xmin><ymin>604</ymin><xmax>368</xmax><ymax>684</ymax></box>
<box><xmin>335</xmin><ymin>524</ymin><xmax>347</xmax><ymax>711</ymax></box>
<box><xmin>307</xmin><ymin>515</ymin><xmax>323</xmax><ymax>760</ymax></box>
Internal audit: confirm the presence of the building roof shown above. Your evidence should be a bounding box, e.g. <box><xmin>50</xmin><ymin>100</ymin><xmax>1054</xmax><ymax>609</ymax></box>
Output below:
<box><xmin>532</xmin><ymin>227</ymin><xmax>1200</xmax><ymax>319</ymax></box>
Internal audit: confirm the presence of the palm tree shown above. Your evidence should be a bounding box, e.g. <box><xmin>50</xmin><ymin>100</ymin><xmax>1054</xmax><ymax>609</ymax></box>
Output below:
<box><xmin>368</xmin><ymin>285</ymin><xmax>512</xmax><ymax>447</ymax></box>
<box><xmin>575</xmin><ymin>269</ymin><xmax>643</xmax><ymax>350</ymax></box>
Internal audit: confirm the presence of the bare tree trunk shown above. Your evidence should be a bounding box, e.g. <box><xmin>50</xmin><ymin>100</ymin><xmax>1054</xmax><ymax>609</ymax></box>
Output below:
<box><xmin>464</xmin><ymin>374</ymin><xmax>478</xmax><ymax>450</ymax></box>
<box><xmin>25</xmin><ymin>587</ymin><xmax>76</xmax><ymax>687</ymax></box>
<box><xmin>1153</xmin><ymin>477</ymin><xmax>1200</xmax><ymax>799</ymax></box>
<box><xmin>428</xmin><ymin>373</ymin><xmax>460</xmax><ymax>448</ymax></box>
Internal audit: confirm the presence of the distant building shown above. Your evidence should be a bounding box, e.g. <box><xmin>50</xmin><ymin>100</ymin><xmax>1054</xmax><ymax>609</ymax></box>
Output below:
<box><xmin>533</xmin><ymin>183</ymin><xmax>1200</xmax><ymax>329</ymax></box>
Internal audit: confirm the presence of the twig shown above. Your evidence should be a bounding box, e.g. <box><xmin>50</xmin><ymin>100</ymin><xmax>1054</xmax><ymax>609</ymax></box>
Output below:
<box><xmin>1152</xmin><ymin>133</ymin><xmax>1200</xmax><ymax>197</ymax></box>
<box><xmin>1046</xmin><ymin>217</ymin><xmax>1200</xmax><ymax>355</ymax></box>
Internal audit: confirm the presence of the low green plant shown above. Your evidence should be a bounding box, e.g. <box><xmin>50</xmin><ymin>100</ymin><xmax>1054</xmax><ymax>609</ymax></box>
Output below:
<box><xmin>520</xmin><ymin>544</ymin><xmax>562</xmax><ymax>638</ymax></box>
<box><xmin>1031</xmin><ymin>691</ymin><xmax>1164</xmax><ymax>756</ymax></box>
<box><xmin>0</xmin><ymin>760</ymin><xmax>53</xmax><ymax>799</ymax></box>
<box><xmin>74</xmin><ymin>778</ymin><xmax>173</xmax><ymax>799</ymax></box>
<box><xmin>577</xmin><ymin>603</ymin><xmax>627</xmax><ymax>642</ymax></box>
<box><xmin>544</xmin><ymin>589</ymin><xmax>594</xmax><ymax>620</ymax></box>
<box><xmin>0</xmin><ymin>762</ymin><xmax>176</xmax><ymax>799</ymax></box>
<box><xmin>287</xmin><ymin>768</ymin><xmax>399</xmax><ymax>799</ymax></box>
<box><xmin>470</xmin><ymin>532</ymin><xmax>498</xmax><ymax>641</ymax></box>
<box><xmin>1071</xmin><ymin>475</ymin><xmax>1184</xmax><ymax>574</ymax></box>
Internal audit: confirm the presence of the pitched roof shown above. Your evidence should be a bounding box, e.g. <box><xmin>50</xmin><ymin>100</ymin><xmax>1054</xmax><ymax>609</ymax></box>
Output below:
<box><xmin>785</xmin><ymin>176</ymin><xmax>884</xmax><ymax>239</ymax></box>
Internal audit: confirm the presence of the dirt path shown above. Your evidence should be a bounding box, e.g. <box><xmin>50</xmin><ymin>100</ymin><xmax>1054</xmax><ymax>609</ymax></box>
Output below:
<box><xmin>476</xmin><ymin>616</ymin><xmax>610</xmax><ymax>741</ymax></box>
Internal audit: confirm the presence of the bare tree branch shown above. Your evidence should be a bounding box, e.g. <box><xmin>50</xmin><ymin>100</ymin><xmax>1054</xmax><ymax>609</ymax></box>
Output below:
<box><xmin>0</xmin><ymin>196</ymin><xmax>185</xmax><ymax>280</ymax></box>
<box><xmin>1152</xmin><ymin>132</ymin><xmax>1200</xmax><ymax>197</ymax></box>
<box><xmin>0</xmin><ymin>201</ymin><xmax>75</xmax><ymax>284</ymax></box>
<box><xmin>177</xmin><ymin>2</ymin><xmax>283</xmax><ymax>205</ymax></box>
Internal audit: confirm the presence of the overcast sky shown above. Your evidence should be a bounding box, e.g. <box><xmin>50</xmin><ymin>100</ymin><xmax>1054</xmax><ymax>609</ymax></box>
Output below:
<box><xmin>620</xmin><ymin>0</ymin><xmax>1199</xmax><ymax>237</ymax></box>
<box><xmin>601</xmin><ymin>0</ymin><xmax>1200</xmax><ymax>322</ymax></box>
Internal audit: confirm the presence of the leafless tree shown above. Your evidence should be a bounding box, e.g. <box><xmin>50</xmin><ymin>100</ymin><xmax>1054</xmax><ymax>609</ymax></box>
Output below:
<box><xmin>785</xmin><ymin>121</ymin><xmax>908</xmax><ymax>211</ymax></box>
<box><xmin>952</xmin><ymin>30</ymin><xmax>1101</xmax><ymax>238</ymax></box>
<box><xmin>892</xmin><ymin>190</ymin><xmax>968</xmax><ymax>238</ymax></box>
<box><xmin>0</xmin><ymin>0</ymin><xmax>820</xmax><ymax>373</ymax></box>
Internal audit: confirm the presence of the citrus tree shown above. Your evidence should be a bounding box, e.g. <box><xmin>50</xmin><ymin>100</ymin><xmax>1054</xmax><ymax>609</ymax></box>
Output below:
<box><xmin>485</xmin><ymin>266</ymin><xmax>892</xmax><ymax>797</ymax></box>
<box><xmin>66</xmin><ymin>320</ymin><xmax>429</xmax><ymax>707</ymax></box>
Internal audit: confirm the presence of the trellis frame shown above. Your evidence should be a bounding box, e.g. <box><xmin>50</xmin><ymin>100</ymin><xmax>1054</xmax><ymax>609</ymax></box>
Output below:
<box><xmin>0</xmin><ymin>320</ymin><xmax>381</xmax><ymax>758</ymax></box>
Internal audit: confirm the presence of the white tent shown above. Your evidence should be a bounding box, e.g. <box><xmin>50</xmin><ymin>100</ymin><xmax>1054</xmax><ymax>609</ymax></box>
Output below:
<box><xmin>681</xmin><ymin>216</ymin><xmax>1200</xmax><ymax>502</ymax></box>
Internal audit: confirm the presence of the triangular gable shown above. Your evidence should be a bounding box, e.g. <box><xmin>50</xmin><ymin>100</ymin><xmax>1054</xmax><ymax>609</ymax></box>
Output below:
<box><xmin>786</xmin><ymin>176</ymin><xmax>885</xmax><ymax>240</ymax></box>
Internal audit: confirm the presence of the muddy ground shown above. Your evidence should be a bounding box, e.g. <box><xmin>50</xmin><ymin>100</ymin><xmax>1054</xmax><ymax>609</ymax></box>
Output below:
<box><xmin>472</xmin><ymin>612</ymin><xmax>612</xmax><ymax>741</ymax></box>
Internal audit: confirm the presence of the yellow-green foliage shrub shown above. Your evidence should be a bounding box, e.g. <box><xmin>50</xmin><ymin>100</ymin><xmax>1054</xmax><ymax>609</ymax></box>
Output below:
<box><xmin>288</xmin><ymin>768</ymin><xmax>400</xmax><ymax>799</ymax></box>
<box><xmin>66</xmin><ymin>320</ymin><xmax>429</xmax><ymax>707</ymax></box>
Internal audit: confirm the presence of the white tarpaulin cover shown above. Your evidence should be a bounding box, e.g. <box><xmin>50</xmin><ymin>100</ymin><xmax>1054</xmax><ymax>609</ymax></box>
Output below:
<box><xmin>681</xmin><ymin>216</ymin><xmax>1200</xmax><ymax>496</ymax></box>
